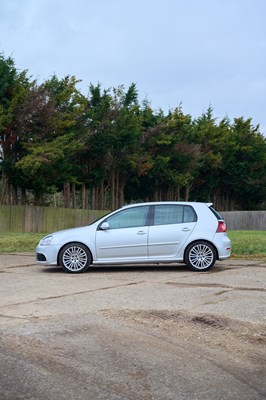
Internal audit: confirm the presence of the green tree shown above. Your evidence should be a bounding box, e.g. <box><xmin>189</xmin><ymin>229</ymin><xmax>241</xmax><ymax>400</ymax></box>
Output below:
<box><xmin>189</xmin><ymin>107</ymin><xmax>224</xmax><ymax>204</ymax></box>
<box><xmin>16</xmin><ymin>74</ymin><xmax>87</xmax><ymax>205</ymax></box>
<box><xmin>2</xmin><ymin>52</ymin><xmax>265</xmax><ymax>211</ymax></box>
<box><xmin>190</xmin><ymin>108</ymin><xmax>266</xmax><ymax>210</ymax></box>
<box><xmin>130</xmin><ymin>106</ymin><xmax>199</xmax><ymax>202</ymax></box>
<box><xmin>108</xmin><ymin>84</ymin><xmax>142</xmax><ymax>209</ymax></box>
<box><xmin>0</xmin><ymin>53</ymin><xmax>33</xmax><ymax>204</ymax></box>
<box><xmin>76</xmin><ymin>83</ymin><xmax>113</xmax><ymax>209</ymax></box>
<box><xmin>221</xmin><ymin>118</ymin><xmax>266</xmax><ymax>209</ymax></box>
<box><xmin>77</xmin><ymin>83</ymin><xmax>143</xmax><ymax>210</ymax></box>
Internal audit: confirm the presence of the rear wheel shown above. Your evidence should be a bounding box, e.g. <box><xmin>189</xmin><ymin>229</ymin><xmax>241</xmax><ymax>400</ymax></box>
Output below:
<box><xmin>185</xmin><ymin>241</ymin><xmax>216</xmax><ymax>272</ymax></box>
<box><xmin>59</xmin><ymin>243</ymin><xmax>91</xmax><ymax>273</ymax></box>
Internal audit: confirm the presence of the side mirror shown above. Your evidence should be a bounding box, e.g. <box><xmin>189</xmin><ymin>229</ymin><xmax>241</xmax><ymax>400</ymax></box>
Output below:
<box><xmin>100</xmin><ymin>222</ymin><xmax>110</xmax><ymax>230</ymax></box>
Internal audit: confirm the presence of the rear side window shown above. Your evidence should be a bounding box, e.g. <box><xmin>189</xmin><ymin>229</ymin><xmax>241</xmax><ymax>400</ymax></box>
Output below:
<box><xmin>153</xmin><ymin>205</ymin><xmax>197</xmax><ymax>225</ymax></box>
<box><xmin>184</xmin><ymin>206</ymin><xmax>197</xmax><ymax>222</ymax></box>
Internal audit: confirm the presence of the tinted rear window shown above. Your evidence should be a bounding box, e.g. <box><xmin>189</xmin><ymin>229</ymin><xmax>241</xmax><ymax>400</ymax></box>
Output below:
<box><xmin>209</xmin><ymin>206</ymin><xmax>223</xmax><ymax>220</ymax></box>
<box><xmin>153</xmin><ymin>205</ymin><xmax>197</xmax><ymax>225</ymax></box>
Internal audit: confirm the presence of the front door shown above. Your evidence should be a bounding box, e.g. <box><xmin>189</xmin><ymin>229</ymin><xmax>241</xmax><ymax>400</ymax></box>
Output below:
<box><xmin>96</xmin><ymin>205</ymin><xmax>150</xmax><ymax>261</ymax></box>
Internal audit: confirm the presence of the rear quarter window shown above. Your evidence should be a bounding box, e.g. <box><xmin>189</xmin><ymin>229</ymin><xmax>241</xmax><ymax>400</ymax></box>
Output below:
<box><xmin>184</xmin><ymin>206</ymin><xmax>197</xmax><ymax>222</ymax></box>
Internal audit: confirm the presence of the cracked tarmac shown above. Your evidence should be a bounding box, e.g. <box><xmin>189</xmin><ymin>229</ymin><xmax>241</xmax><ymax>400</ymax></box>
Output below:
<box><xmin>0</xmin><ymin>254</ymin><xmax>265</xmax><ymax>399</ymax></box>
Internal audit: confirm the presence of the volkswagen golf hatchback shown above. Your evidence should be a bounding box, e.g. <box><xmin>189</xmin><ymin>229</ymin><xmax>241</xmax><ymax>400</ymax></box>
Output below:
<box><xmin>36</xmin><ymin>202</ymin><xmax>231</xmax><ymax>273</ymax></box>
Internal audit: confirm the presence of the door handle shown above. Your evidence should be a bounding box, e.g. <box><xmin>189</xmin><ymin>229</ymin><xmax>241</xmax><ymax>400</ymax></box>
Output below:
<box><xmin>182</xmin><ymin>228</ymin><xmax>191</xmax><ymax>232</ymax></box>
<box><xmin>137</xmin><ymin>231</ymin><xmax>147</xmax><ymax>235</ymax></box>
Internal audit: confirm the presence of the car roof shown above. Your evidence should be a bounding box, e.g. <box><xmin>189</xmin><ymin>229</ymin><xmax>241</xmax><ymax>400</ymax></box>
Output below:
<box><xmin>121</xmin><ymin>201</ymin><xmax>213</xmax><ymax>208</ymax></box>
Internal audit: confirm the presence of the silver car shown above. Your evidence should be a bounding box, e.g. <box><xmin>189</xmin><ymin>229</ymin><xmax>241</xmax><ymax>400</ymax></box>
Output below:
<box><xmin>36</xmin><ymin>202</ymin><xmax>231</xmax><ymax>273</ymax></box>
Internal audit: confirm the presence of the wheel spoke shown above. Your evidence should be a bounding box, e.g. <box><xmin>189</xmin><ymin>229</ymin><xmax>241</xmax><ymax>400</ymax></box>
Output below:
<box><xmin>189</xmin><ymin>243</ymin><xmax>214</xmax><ymax>270</ymax></box>
<box><xmin>62</xmin><ymin>246</ymin><xmax>88</xmax><ymax>271</ymax></box>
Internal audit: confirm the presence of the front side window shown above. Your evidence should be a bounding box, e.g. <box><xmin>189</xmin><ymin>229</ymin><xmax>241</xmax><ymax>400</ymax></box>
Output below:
<box><xmin>105</xmin><ymin>206</ymin><xmax>149</xmax><ymax>229</ymax></box>
<box><xmin>153</xmin><ymin>205</ymin><xmax>197</xmax><ymax>225</ymax></box>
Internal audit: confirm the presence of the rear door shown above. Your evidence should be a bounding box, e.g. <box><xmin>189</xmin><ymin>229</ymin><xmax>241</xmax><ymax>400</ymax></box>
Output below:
<box><xmin>148</xmin><ymin>204</ymin><xmax>197</xmax><ymax>259</ymax></box>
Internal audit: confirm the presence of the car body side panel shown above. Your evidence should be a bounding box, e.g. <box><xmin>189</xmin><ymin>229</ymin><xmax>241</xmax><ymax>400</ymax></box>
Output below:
<box><xmin>147</xmin><ymin>222</ymin><xmax>196</xmax><ymax>259</ymax></box>
<box><xmin>95</xmin><ymin>226</ymin><xmax>148</xmax><ymax>261</ymax></box>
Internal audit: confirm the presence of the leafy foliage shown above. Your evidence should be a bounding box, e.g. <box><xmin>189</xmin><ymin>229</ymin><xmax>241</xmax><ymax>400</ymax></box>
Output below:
<box><xmin>0</xmin><ymin>53</ymin><xmax>265</xmax><ymax>210</ymax></box>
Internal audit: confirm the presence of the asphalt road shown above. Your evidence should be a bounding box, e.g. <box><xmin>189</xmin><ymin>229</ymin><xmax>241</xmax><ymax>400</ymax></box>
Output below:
<box><xmin>0</xmin><ymin>254</ymin><xmax>265</xmax><ymax>400</ymax></box>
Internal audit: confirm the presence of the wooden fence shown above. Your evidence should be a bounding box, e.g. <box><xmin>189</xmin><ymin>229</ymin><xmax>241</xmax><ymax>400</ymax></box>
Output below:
<box><xmin>0</xmin><ymin>206</ymin><xmax>108</xmax><ymax>233</ymax></box>
<box><xmin>0</xmin><ymin>206</ymin><xmax>265</xmax><ymax>232</ymax></box>
<box><xmin>220</xmin><ymin>211</ymin><xmax>266</xmax><ymax>231</ymax></box>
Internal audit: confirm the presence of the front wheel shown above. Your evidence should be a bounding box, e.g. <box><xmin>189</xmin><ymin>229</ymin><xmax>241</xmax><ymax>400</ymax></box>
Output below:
<box><xmin>59</xmin><ymin>243</ymin><xmax>91</xmax><ymax>273</ymax></box>
<box><xmin>185</xmin><ymin>241</ymin><xmax>216</xmax><ymax>272</ymax></box>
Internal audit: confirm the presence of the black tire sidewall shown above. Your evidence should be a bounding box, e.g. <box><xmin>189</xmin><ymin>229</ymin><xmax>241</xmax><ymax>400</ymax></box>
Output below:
<box><xmin>185</xmin><ymin>241</ymin><xmax>216</xmax><ymax>272</ymax></box>
<box><xmin>59</xmin><ymin>242</ymin><xmax>91</xmax><ymax>273</ymax></box>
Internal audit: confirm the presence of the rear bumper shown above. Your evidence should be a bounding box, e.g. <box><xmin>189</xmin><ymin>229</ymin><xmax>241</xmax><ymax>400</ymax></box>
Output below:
<box><xmin>213</xmin><ymin>233</ymin><xmax>231</xmax><ymax>260</ymax></box>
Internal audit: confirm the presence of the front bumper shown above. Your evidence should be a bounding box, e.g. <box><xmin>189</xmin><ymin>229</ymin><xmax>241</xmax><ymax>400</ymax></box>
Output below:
<box><xmin>35</xmin><ymin>244</ymin><xmax>61</xmax><ymax>266</ymax></box>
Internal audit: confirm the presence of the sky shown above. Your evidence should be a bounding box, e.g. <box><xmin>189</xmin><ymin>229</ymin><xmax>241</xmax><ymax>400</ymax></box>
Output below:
<box><xmin>0</xmin><ymin>0</ymin><xmax>265</xmax><ymax>134</ymax></box>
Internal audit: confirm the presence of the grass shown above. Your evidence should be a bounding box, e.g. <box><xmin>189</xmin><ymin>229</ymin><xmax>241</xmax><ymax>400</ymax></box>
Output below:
<box><xmin>0</xmin><ymin>232</ymin><xmax>47</xmax><ymax>254</ymax></box>
<box><xmin>227</xmin><ymin>230</ymin><xmax>266</xmax><ymax>260</ymax></box>
<box><xmin>0</xmin><ymin>230</ymin><xmax>265</xmax><ymax>260</ymax></box>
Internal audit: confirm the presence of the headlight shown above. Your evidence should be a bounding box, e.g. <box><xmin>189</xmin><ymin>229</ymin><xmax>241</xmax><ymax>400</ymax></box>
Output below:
<box><xmin>40</xmin><ymin>235</ymin><xmax>53</xmax><ymax>246</ymax></box>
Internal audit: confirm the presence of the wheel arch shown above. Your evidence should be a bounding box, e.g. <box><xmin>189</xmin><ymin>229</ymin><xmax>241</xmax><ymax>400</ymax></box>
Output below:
<box><xmin>57</xmin><ymin>241</ymin><xmax>93</xmax><ymax>266</ymax></box>
<box><xmin>183</xmin><ymin>239</ymin><xmax>219</xmax><ymax>262</ymax></box>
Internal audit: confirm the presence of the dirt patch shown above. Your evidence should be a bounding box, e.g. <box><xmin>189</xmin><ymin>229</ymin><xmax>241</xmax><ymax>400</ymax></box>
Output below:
<box><xmin>106</xmin><ymin>309</ymin><xmax>266</xmax><ymax>360</ymax></box>
<box><xmin>2</xmin><ymin>310</ymin><xmax>266</xmax><ymax>399</ymax></box>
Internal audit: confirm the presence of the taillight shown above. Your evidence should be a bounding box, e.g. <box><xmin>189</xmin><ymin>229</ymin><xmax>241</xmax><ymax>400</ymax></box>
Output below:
<box><xmin>216</xmin><ymin>220</ymin><xmax>227</xmax><ymax>232</ymax></box>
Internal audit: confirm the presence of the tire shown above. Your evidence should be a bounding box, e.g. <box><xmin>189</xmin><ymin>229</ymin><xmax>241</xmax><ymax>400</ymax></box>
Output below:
<box><xmin>59</xmin><ymin>242</ymin><xmax>91</xmax><ymax>273</ymax></box>
<box><xmin>185</xmin><ymin>241</ymin><xmax>216</xmax><ymax>272</ymax></box>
